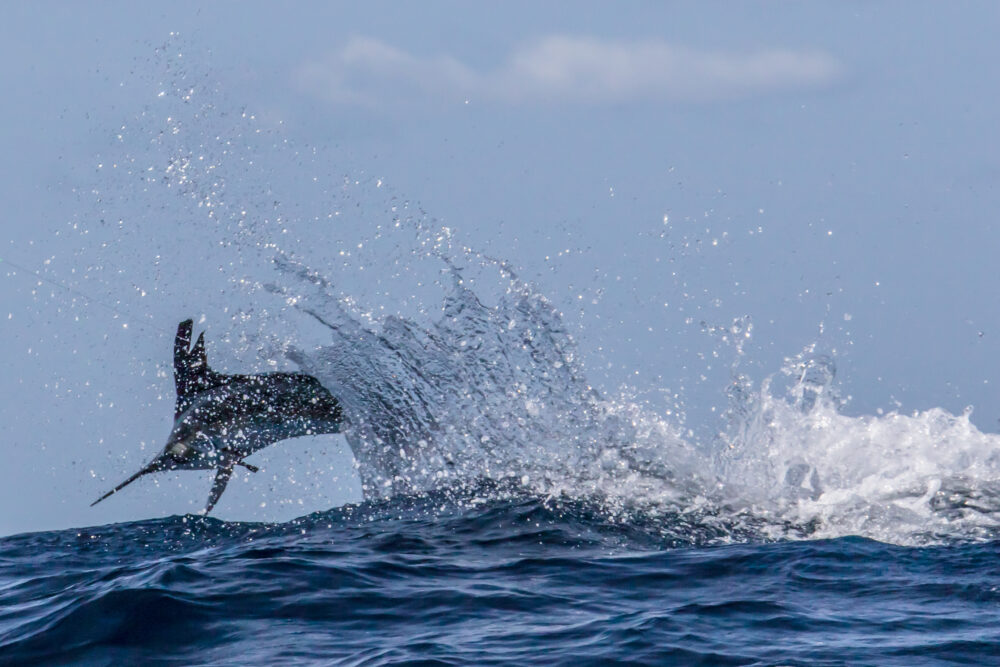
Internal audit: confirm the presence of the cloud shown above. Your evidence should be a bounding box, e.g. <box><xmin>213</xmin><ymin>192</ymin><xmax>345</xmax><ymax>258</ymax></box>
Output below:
<box><xmin>295</xmin><ymin>35</ymin><xmax>844</xmax><ymax>107</ymax></box>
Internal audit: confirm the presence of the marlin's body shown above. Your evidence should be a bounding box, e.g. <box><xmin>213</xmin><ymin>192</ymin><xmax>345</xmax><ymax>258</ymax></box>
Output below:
<box><xmin>92</xmin><ymin>319</ymin><xmax>343</xmax><ymax>513</ymax></box>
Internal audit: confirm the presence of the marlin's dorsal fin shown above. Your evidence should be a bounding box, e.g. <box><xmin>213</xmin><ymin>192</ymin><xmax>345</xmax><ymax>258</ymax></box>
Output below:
<box><xmin>174</xmin><ymin>319</ymin><xmax>232</xmax><ymax>418</ymax></box>
<box><xmin>175</xmin><ymin>319</ymin><xmax>207</xmax><ymax>417</ymax></box>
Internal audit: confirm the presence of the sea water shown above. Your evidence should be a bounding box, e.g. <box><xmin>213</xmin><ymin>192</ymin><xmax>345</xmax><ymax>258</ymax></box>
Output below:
<box><xmin>5</xmin><ymin>41</ymin><xmax>1000</xmax><ymax>665</ymax></box>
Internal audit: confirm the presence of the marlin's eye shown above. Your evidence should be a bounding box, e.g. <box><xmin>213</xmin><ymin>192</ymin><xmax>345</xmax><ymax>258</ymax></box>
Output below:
<box><xmin>168</xmin><ymin>443</ymin><xmax>192</xmax><ymax>459</ymax></box>
<box><xmin>169</xmin><ymin>433</ymin><xmax>211</xmax><ymax>461</ymax></box>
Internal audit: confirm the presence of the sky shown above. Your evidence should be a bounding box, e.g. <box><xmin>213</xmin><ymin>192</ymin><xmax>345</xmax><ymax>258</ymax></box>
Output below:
<box><xmin>1</xmin><ymin>1</ymin><xmax>998</xmax><ymax>536</ymax></box>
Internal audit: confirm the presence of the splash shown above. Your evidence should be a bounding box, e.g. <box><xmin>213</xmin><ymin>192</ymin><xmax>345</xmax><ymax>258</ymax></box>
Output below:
<box><xmin>265</xmin><ymin>251</ymin><xmax>707</xmax><ymax>507</ymax></box>
<box><xmin>719</xmin><ymin>348</ymin><xmax>1000</xmax><ymax>543</ymax></box>
<box><xmin>83</xmin><ymin>37</ymin><xmax>1000</xmax><ymax>546</ymax></box>
<box><xmin>260</xmin><ymin>247</ymin><xmax>1000</xmax><ymax>546</ymax></box>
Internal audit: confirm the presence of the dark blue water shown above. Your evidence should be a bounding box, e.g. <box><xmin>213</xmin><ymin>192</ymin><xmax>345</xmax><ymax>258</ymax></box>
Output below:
<box><xmin>4</xmin><ymin>486</ymin><xmax>999</xmax><ymax>666</ymax></box>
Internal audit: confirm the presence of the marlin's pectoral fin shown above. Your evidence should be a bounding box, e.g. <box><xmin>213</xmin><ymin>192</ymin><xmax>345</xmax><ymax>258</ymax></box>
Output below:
<box><xmin>204</xmin><ymin>464</ymin><xmax>234</xmax><ymax>514</ymax></box>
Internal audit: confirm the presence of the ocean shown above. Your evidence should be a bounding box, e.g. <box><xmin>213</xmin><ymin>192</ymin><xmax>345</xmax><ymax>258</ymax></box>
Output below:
<box><xmin>6</xmin><ymin>218</ymin><xmax>1000</xmax><ymax>666</ymax></box>
<box><xmin>3</xmin><ymin>487</ymin><xmax>1000</xmax><ymax>665</ymax></box>
<box><xmin>6</xmin><ymin>40</ymin><xmax>1000</xmax><ymax>666</ymax></box>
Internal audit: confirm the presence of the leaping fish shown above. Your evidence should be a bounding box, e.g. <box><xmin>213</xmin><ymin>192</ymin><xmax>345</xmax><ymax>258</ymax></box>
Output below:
<box><xmin>92</xmin><ymin>319</ymin><xmax>344</xmax><ymax>514</ymax></box>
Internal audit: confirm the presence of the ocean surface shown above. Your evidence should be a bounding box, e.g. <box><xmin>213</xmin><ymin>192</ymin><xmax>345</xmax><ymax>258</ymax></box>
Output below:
<box><xmin>8</xmin><ymin>222</ymin><xmax>1000</xmax><ymax>666</ymax></box>
<box><xmin>3</xmin><ymin>485</ymin><xmax>1000</xmax><ymax>666</ymax></box>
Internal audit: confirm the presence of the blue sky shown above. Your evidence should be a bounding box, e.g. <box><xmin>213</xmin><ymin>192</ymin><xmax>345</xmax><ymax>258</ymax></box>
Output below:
<box><xmin>2</xmin><ymin>2</ymin><xmax>998</xmax><ymax>535</ymax></box>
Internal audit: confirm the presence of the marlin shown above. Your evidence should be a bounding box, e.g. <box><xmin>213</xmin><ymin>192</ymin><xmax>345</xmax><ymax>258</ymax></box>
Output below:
<box><xmin>92</xmin><ymin>319</ymin><xmax>344</xmax><ymax>513</ymax></box>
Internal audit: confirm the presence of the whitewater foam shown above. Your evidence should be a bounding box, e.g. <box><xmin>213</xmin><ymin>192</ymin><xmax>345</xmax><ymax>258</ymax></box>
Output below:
<box><xmin>257</xmin><ymin>249</ymin><xmax>1000</xmax><ymax>546</ymax></box>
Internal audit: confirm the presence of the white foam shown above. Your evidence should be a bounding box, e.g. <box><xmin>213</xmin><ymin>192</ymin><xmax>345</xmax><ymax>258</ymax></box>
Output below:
<box><xmin>278</xmin><ymin>255</ymin><xmax>1000</xmax><ymax>545</ymax></box>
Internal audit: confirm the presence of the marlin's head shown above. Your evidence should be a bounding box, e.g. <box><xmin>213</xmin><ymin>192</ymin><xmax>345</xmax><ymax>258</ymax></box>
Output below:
<box><xmin>89</xmin><ymin>431</ymin><xmax>219</xmax><ymax>508</ymax></box>
<box><xmin>159</xmin><ymin>429</ymin><xmax>219</xmax><ymax>470</ymax></box>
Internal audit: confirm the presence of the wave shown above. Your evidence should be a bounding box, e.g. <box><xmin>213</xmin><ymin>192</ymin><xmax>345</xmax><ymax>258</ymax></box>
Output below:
<box><xmin>4</xmin><ymin>489</ymin><xmax>1000</xmax><ymax>664</ymax></box>
<box><xmin>0</xmin><ymin>489</ymin><xmax>763</xmax><ymax>663</ymax></box>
